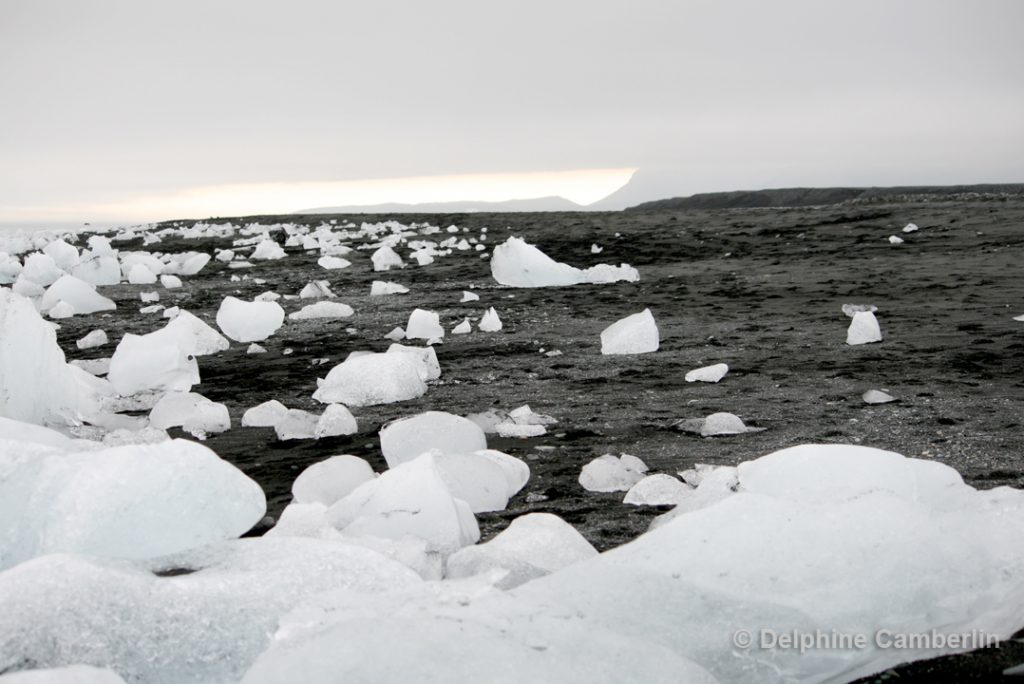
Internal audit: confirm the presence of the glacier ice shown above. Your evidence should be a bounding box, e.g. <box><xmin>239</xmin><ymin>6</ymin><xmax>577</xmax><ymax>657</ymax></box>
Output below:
<box><xmin>600</xmin><ymin>308</ymin><xmax>659</xmax><ymax>355</ymax></box>
<box><xmin>490</xmin><ymin>236</ymin><xmax>639</xmax><ymax>288</ymax></box>
<box><xmin>40</xmin><ymin>275</ymin><xmax>116</xmax><ymax>315</ymax></box>
<box><xmin>241</xmin><ymin>399</ymin><xmax>289</xmax><ymax>427</ymax></box>
<box><xmin>148</xmin><ymin>391</ymin><xmax>230</xmax><ymax>436</ymax></box>
<box><xmin>847</xmin><ymin>310</ymin><xmax>883</xmax><ymax>345</ymax></box>
<box><xmin>405</xmin><ymin>308</ymin><xmax>444</xmax><ymax>340</ymax></box>
<box><xmin>685</xmin><ymin>363</ymin><xmax>729</xmax><ymax>383</ymax></box>
<box><xmin>623</xmin><ymin>474</ymin><xmax>691</xmax><ymax>506</ymax></box>
<box><xmin>289</xmin><ymin>301</ymin><xmax>354</xmax><ymax>321</ymax></box>
<box><xmin>478</xmin><ymin>306</ymin><xmax>502</xmax><ymax>332</ymax></box>
<box><xmin>379</xmin><ymin>410</ymin><xmax>487</xmax><ymax>468</ymax></box>
<box><xmin>313</xmin><ymin>353</ymin><xmax>427</xmax><ymax>407</ymax></box>
<box><xmin>371</xmin><ymin>245</ymin><xmax>404</xmax><ymax>271</ymax></box>
<box><xmin>107</xmin><ymin>317</ymin><xmax>200</xmax><ymax>396</ymax></box>
<box><xmin>292</xmin><ymin>455</ymin><xmax>376</xmax><ymax>506</ymax></box>
<box><xmin>216</xmin><ymin>296</ymin><xmax>285</xmax><ymax>342</ymax></box>
<box><xmin>863</xmin><ymin>389</ymin><xmax>897</xmax><ymax>404</ymax></box>
<box><xmin>250</xmin><ymin>240</ymin><xmax>286</xmax><ymax>260</ymax></box>
<box><xmin>370</xmin><ymin>280</ymin><xmax>409</xmax><ymax>296</ymax></box>
<box><xmin>579</xmin><ymin>453</ymin><xmax>648</xmax><ymax>492</ymax></box>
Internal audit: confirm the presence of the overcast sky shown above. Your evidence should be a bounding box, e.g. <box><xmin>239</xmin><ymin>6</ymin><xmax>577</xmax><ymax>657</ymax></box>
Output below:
<box><xmin>2</xmin><ymin>0</ymin><xmax>1022</xmax><ymax>221</ymax></box>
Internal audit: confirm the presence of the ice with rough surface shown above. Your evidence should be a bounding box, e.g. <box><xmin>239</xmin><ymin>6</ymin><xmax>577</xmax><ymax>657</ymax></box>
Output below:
<box><xmin>370</xmin><ymin>281</ymin><xmax>409</xmax><ymax>296</ymax></box>
<box><xmin>40</xmin><ymin>275</ymin><xmax>116</xmax><ymax>315</ymax></box>
<box><xmin>298</xmin><ymin>280</ymin><xmax>335</xmax><ymax>299</ymax></box>
<box><xmin>842</xmin><ymin>303</ymin><xmax>877</xmax><ymax>318</ymax></box>
<box><xmin>379</xmin><ymin>411</ymin><xmax>487</xmax><ymax>468</ymax></box>
<box><xmin>847</xmin><ymin>310</ymin><xmax>883</xmax><ymax>345</ymax></box>
<box><xmin>579</xmin><ymin>453</ymin><xmax>649</xmax><ymax>492</ymax></box>
<box><xmin>107</xmin><ymin>316</ymin><xmax>200</xmax><ymax>395</ymax></box>
<box><xmin>0</xmin><ymin>436</ymin><xmax>265</xmax><ymax>569</ymax></box>
<box><xmin>0</xmin><ymin>538</ymin><xmax>419</xmax><ymax>683</ymax></box>
<box><xmin>371</xmin><ymin>245</ymin><xmax>404</xmax><ymax>271</ymax></box>
<box><xmin>446</xmin><ymin>512</ymin><xmax>597</xmax><ymax>588</ymax></box>
<box><xmin>600</xmin><ymin>308</ymin><xmax>659</xmax><ymax>355</ymax></box>
<box><xmin>149</xmin><ymin>392</ymin><xmax>230</xmax><ymax>435</ymax></box>
<box><xmin>250</xmin><ymin>240</ymin><xmax>286</xmax><ymax>260</ymax></box>
<box><xmin>386</xmin><ymin>343</ymin><xmax>440</xmax><ymax>381</ymax></box>
<box><xmin>314</xmin><ymin>404</ymin><xmax>358</xmax><ymax>438</ymax></box>
<box><xmin>292</xmin><ymin>455</ymin><xmax>376</xmax><ymax>506</ymax></box>
<box><xmin>167</xmin><ymin>310</ymin><xmax>230</xmax><ymax>355</ymax></box>
<box><xmin>326</xmin><ymin>451</ymin><xmax>480</xmax><ymax>554</ymax></box>
<box><xmin>313</xmin><ymin>353</ymin><xmax>427</xmax><ymax>407</ymax></box>
<box><xmin>491</xmin><ymin>236</ymin><xmax>639</xmax><ymax>288</ymax></box>
<box><xmin>274</xmin><ymin>409</ymin><xmax>320</xmax><ymax>441</ymax></box>
<box><xmin>405</xmin><ymin>308</ymin><xmax>444</xmax><ymax>340</ymax></box>
<box><xmin>685</xmin><ymin>363</ymin><xmax>728</xmax><ymax>383</ymax></box>
<box><xmin>216</xmin><ymin>296</ymin><xmax>285</xmax><ymax>342</ymax></box>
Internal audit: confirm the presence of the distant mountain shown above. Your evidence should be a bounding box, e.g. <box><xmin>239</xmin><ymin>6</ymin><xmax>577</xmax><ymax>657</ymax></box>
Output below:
<box><xmin>297</xmin><ymin>195</ymin><xmax>584</xmax><ymax>214</ymax></box>
<box><xmin>586</xmin><ymin>169</ymin><xmax>687</xmax><ymax>211</ymax></box>
<box><xmin>627</xmin><ymin>184</ymin><xmax>1024</xmax><ymax>211</ymax></box>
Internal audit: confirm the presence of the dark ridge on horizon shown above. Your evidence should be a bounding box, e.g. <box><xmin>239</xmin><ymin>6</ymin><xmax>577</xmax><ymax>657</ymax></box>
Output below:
<box><xmin>627</xmin><ymin>183</ymin><xmax>1024</xmax><ymax>211</ymax></box>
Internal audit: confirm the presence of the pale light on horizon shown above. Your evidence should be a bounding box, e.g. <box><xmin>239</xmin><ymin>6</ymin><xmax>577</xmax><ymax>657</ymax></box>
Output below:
<box><xmin>2</xmin><ymin>168</ymin><xmax>637</xmax><ymax>224</ymax></box>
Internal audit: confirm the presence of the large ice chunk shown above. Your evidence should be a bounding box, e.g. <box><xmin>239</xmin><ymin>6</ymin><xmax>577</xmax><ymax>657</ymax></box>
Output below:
<box><xmin>288</xmin><ymin>301</ymin><xmax>354</xmax><ymax>321</ymax></box>
<box><xmin>0</xmin><ymin>438</ymin><xmax>265</xmax><ymax>569</ymax></box>
<box><xmin>216</xmin><ymin>296</ymin><xmax>285</xmax><ymax>342</ymax></box>
<box><xmin>292</xmin><ymin>455</ymin><xmax>376</xmax><ymax>506</ymax></box>
<box><xmin>404</xmin><ymin>308</ymin><xmax>444</xmax><ymax>340</ymax></box>
<box><xmin>250</xmin><ymin>240</ymin><xmax>286</xmax><ymax>260</ymax></box>
<box><xmin>166</xmin><ymin>310</ymin><xmax>230</xmax><ymax>355</ymax></box>
<box><xmin>313</xmin><ymin>353</ymin><xmax>427</xmax><ymax>407</ymax></box>
<box><xmin>241</xmin><ymin>400</ymin><xmax>289</xmax><ymax>427</ymax></box>
<box><xmin>579</xmin><ymin>453</ymin><xmax>648</xmax><ymax>492</ymax></box>
<box><xmin>600</xmin><ymin>308</ymin><xmax>659</xmax><ymax>354</ymax></box>
<box><xmin>379</xmin><ymin>411</ymin><xmax>487</xmax><ymax>468</ymax></box>
<box><xmin>107</xmin><ymin>317</ymin><xmax>200</xmax><ymax>395</ymax></box>
<box><xmin>847</xmin><ymin>310</ymin><xmax>883</xmax><ymax>345</ymax></box>
<box><xmin>39</xmin><ymin>275</ymin><xmax>116</xmax><ymax>315</ymax></box>
<box><xmin>326</xmin><ymin>452</ymin><xmax>480</xmax><ymax>554</ymax></box>
<box><xmin>149</xmin><ymin>391</ymin><xmax>231</xmax><ymax>436</ymax></box>
<box><xmin>371</xmin><ymin>245</ymin><xmax>404</xmax><ymax>271</ymax></box>
<box><xmin>385</xmin><ymin>343</ymin><xmax>440</xmax><ymax>380</ymax></box>
<box><xmin>490</xmin><ymin>236</ymin><xmax>639</xmax><ymax>288</ymax></box>
<box><xmin>446</xmin><ymin>512</ymin><xmax>597</xmax><ymax>588</ymax></box>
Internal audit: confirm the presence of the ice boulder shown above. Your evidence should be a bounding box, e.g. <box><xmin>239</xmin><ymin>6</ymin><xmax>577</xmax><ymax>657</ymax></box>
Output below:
<box><xmin>317</xmin><ymin>255</ymin><xmax>351</xmax><ymax>270</ymax></box>
<box><xmin>478</xmin><ymin>307</ymin><xmax>502</xmax><ymax>332</ymax></box>
<box><xmin>446</xmin><ymin>512</ymin><xmax>597</xmax><ymax>588</ymax></box>
<box><xmin>326</xmin><ymin>452</ymin><xmax>480</xmax><ymax>553</ymax></box>
<box><xmin>20</xmin><ymin>253</ymin><xmax>64</xmax><ymax>286</ymax></box>
<box><xmin>216</xmin><ymin>296</ymin><xmax>285</xmax><ymax>342</ymax></box>
<box><xmin>314</xmin><ymin>404</ymin><xmax>358</xmax><ymax>438</ymax></box>
<box><xmin>490</xmin><ymin>236</ymin><xmax>639</xmax><ymax>288</ymax></box>
<box><xmin>0</xmin><ymin>290</ymin><xmax>87</xmax><ymax>426</ymax></box>
<box><xmin>39</xmin><ymin>275</ymin><xmax>116</xmax><ymax>315</ymax></box>
<box><xmin>386</xmin><ymin>343</ymin><xmax>440</xmax><ymax>381</ymax></box>
<box><xmin>370</xmin><ymin>281</ymin><xmax>409</xmax><ymax>296</ymax></box>
<box><xmin>700</xmin><ymin>412</ymin><xmax>761</xmax><ymax>437</ymax></box>
<box><xmin>167</xmin><ymin>310</ymin><xmax>230</xmax><ymax>355</ymax></box>
<box><xmin>0</xmin><ymin>539</ymin><xmax>419</xmax><ymax>684</ymax></box>
<box><xmin>42</xmin><ymin>239</ymin><xmax>79</xmax><ymax>271</ymax></box>
<box><xmin>298</xmin><ymin>280</ymin><xmax>335</xmax><ymax>299</ymax></box>
<box><xmin>600</xmin><ymin>308</ymin><xmax>659</xmax><ymax>355</ymax></box>
<box><xmin>107</xmin><ymin>317</ymin><xmax>200</xmax><ymax>395</ymax></box>
<box><xmin>179</xmin><ymin>253</ymin><xmax>211</xmax><ymax>275</ymax></box>
<box><xmin>250</xmin><ymin>240</ymin><xmax>286</xmax><ymax>260</ymax></box>
<box><xmin>431</xmin><ymin>451</ymin><xmax>516</xmax><ymax>513</ymax></box>
<box><xmin>903</xmin><ymin>222</ymin><xmax>919</xmax><ymax>233</ymax></box>
<box><xmin>405</xmin><ymin>308</ymin><xmax>444</xmax><ymax>340</ymax></box>
<box><xmin>452</xmin><ymin>318</ymin><xmax>472</xmax><ymax>334</ymax></box>
<box><xmin>685</xmin><ymin>363</ymin><xmax>728</xmax><ymax>383</ymax></box>
<box><xmin>313</xmin><ymin>353</ymin><xmax>427</xmax><ymax>407</ymax></box>
<box><xmin>71</xmin><ymin>252</ymin><xmax>121</xmax><ymax>287</ymax></box>
<box><xmin>148</xmin><ymin>391</ymin><xmax>230</xmax><ymax>436</ymax></box>
<box><xmin>579</xmin><ymin>453</ymin><xmax>648</xmax><ymax>492</ymax></box>
<box><xmin>241</xmin><ymin>399</ymin><xmax>289</xmax><ymax>427</ymax></box>
<box><xmin>127</xmin><ymin>263</ymin><xmax>157</xmax><ymax>284</ymax></box>
<box><xmin>847</xmin><ymin>310</ymin><xmax>883</xmax><ymax>345</ymax></box>
<box><xmin>371</xmin><ymin>245</ymin><xmax>404</xmax><ymax>271</ymax></box>
<box><xmin>0</xmin><ymin>437</ymin><xmax>265</xmax><ymax>569</ymax></box>
<box><xmin>623</xmin><ymin>474</ymin><xmax>691</xmax><ymax>506</ymax></box>
<box><xmin>289</xmin><ymin>301</ymin><xmax>354</xmax><ymax>321</ymax></box>
<box><xmin>274</xmin><ymin>409</ymin><xmax>320</xmax><ymax>441</ymax></box>
<box><xmin>379</xmin><ymin>411</ymin><xmax>487</xmax><ymax>468</ymax></box>
<box><xmin>48</xmin><ymin>301</ymin><xmax>75</xmax><ymax>319</ymax></box>
<box><xmin>292</xmin><ymin>455</ymin><xmax>376</xmax><ymax>506</ymax></box>
<box><xmin>160</xmin><ymin>274</ymin><xmax>183</xmax><ymax>289</ymax></box>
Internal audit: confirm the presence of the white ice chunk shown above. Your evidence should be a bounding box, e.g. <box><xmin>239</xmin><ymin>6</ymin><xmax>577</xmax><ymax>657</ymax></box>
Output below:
<box><xmin>127</xmin><ymin>263</ymin><xmax>157</xmax><ymax>284</ymax></box>
<box><xmin>160</xmin><ymin>274</ymin><xmax>182</xmax><ymax>289</ymax></box>
<box><xmin>452</xmin><ymin>318</ymin><xmax>472</xmax><ymax>334</ymax></box>
<box><xmin>579</xmin><ymin>453</ymin><xmax>648</xmax><ymax>492</ymax></box>
<box><xmin>289</xmin><ymin>301</ymin><xmax>354</xmax><ymax>321</ymax></box>
<box><xmin>298</xmin><ymin>280</ymin><xmax>335</xmax><ymax>299</ymax></box>
<box><xmin>48</xmin><ymin>301</ymin><xmax>75</xmax><ymax>319</ymax></box>
<box><xmin>241</xmin><ymin>400</ymin><xmax>289</xmax><ymax>427</ymax></box>
<box><xmin>20</xmin><ymin>253</ymin><xmax>64</xmax><ymax>286</ymax></box>
<box><xmin>385</xmin><ymin>343</ymin><xmax>440</xmax><ymax>381</ymax></box>
<box><xmin>179</xmin><ymin>253</ymin><xmax>211</xmax><ymax>275</ymax></box>
<box><xmin>379</xmin><ymin>410</ymin><xmax>487</xmax><ymax>469</ymax></box>
<box><xmin>460</xmin><ymin>290</ymin><xmax>480</xmax><ymax>302</ymax></box>
<box><xmin>313</xmin><ymin>353</ymin><xmax>427</xmax><ymax>407</ymax></box>
<box><xmin>405</xmin><ymin>308</ymin><xmax>444</xmax><ymax>340</ymax></box>
<box><xmin>149</xmin><ymin>391</ymin><xmax>230</xmax><ymax>435</ymax></box>
<box><xmin>315</xmin><ymin>404</ymin><xmax>358</xmax><ymax>438</ymax></box>
<box><xmin>685</xmin><ymin>363</ymin><xmax>729</xmax><ymax>383</ymax></box>
<box><xmin>446</xmin><ymin>512</ymin><xmax>597</xmax><ymax>588</ymax></box>
<box><xmin>863</xmin><ymin>389</ymin><xmax>897</xmax><ymax>404</ymax></box>
<box><xmin>216</xmin><ymin>296</ymin><xmax>285</xmax><ymax>342</ymax></box>
<box><xmin>292</xmin><ymin>455</ymin><xmax>376</xmax><ymax>506</ymax></box>
<box><xmin>0</xmin><ymin>665</ymin><xmax>126</xmax><ymax>683</ymax></box>
<box><xmin>600</xmin><ymin>308</ymin><xmax>659</xmax><ymax>355</ymax></box>
<box><xmin>846</xmin><ymin>310</ymin><xmax>883</xmax><ymax>345</ymax></box>
<box><xmin>42</xmin><ymin>239</ymin><xmax>80</xmax><ymax>271</ymax></box>
<box><xmin>623</xmin><ymin>474</ymin><xmax>691</xmax><ymax>506</ymax></box>
<box><xmin>107</xmin><ymin>317</ymin><xmax>200</xmax><ymax>395</ymax></box>
<box><xmin>274</xmin><ymin>409</ymin><xmax>319</xmax><ymax>441</ymax></box>
<box><xmin>371</xmin><ymin>245</ymin><xmax>404</xmax><ymax>271</ymax></box>
<box><xmin>478</xmin><ymin>307</ymin><xmax>502</xmax><ymax>332</ymax></box>
<box><xmin>491</xmin><ymin>236</ymin><xmax>639</xmax><ymax>288</ymax></box>
<box><xmin>251</xmin><ymin>240</ymin><xmax>286</xmax><ymax>260</ymax></box>
<box><xmin>370</xmin><ymin>281</ymin><xmax>409</xmax><ymax>296</ymax></box>
<box><xmin>40</xmin><ymin>275</ymin><xmax>116</xmax><ymax>314</ymax></box>
<box><xmin>317</xmin><ymin>255</ymin><xmax>351</xmax><ymax>270</ymax></box>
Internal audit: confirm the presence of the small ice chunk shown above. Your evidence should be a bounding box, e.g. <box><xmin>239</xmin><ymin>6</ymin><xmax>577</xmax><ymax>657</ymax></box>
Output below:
<box><xmin>685</xmin><ymin>363</ymin><xmax>729</xmax><ymax>383</ymax></box>
<box><xmin>314</xmin><ymin>404</ymin><xmax>358</xmax><ymax>438</ymax></box>
<box><xmin>313</xmin><ymin>353</ymin><xmax>427</xmax><ymax>407</ymax></box>
<box><xmin>888</xmin><ymin>235</ymin><xmax>904</xmax><ymax>245</ymax></box>
<box><xmin>128</xmin><ymin>263</ymin><xmax>158</xmax><ymax>284</ymax></box>
<box><xmin>370</xmin><ymin>281</ymin><xmax>409</xmax><ymax>296</ymax></box>
<box><xmin>591</xmin><ymin>244</ymin><xmax>603</xmax><ymax>254</ymax></box>
<box><xmin>379</xmin><ymin>410</ymin><xmax>487</xmax><ymax>468</ymax></box>
<box><xmin>384</xmin><ymin>326</ymin><xmax>406</xmax><ymax>342</ymax></box>
<box><xmin>371</xmin><ymin>245</ymin><xmax>404</xmax><ymax>271</ymax></box>
<box><xmin>847</xmin><ymin>311</ymin><xmax>883</xmax><ymax>345</ymax></box>
<box><xmin>701</xmin><ymin>412</ymin><xmax>755</xmax><ymax>437</ymax></box>
<box><xmin>579</xmin><ymin>453</ymin><xmax>648</xmax><ymax>492</ymax></box>
<box><xmin>216</xmin><ymin>296</ymin><xmax>285</xmax><ymax>342</ymax></box>
<box><xmin>863</xmin><ymin>389</ymin><xmax>897</xmax><ymax>404</ymax></box>
<box><xmin>247</xmin><ymin>343</ymin><xmax>267</xmax><ymax>354</ymax></box>
<box><xmin>241</xmin><ymin>400</ymin><xmax>289</xmax><ymax>427</ymax></box>
<box><xmin>40</xmin><ymin>274</ymin><xmax>116</xmax><ymax>315</ymax></box>
<box><xmin>149</xmin><ymin>391</ymin><xmax>230</xmax><ymax>436</ymax></box>
<box><xmin>250</xmin><ymin>240</ymin><xmax>286</xmax><ymax>260</ymax></box>
<box><xmin>405</xmin><ymin>308</ymin><xmax>445</xmax><ymax>340</ymax></box>
<box><xmin>623</xmin><ymin>474</ymin><xmax>691</xmax><ymax>506</ymax></box>
<box><xmin>842</xmin><ymin>303</ymin><xmax>878</xmax><ymax>318</ymax></box>
<box><xmin>902</xmin><ymin>223</ymin><xmax>919</xmax><ymax>233</ymax></box>
<box><xmin>600</xmin><ymin>308</ymin><xmax>659</xmax><ymax>355</ymax></box>
<box><xmin>289</xmin><ymin>301</ymin><xmax>354</xmax><ymax>321</ymax></box>
<box><xmin>460</xmin><ymin>290</ymin><xmax>480</xmax><ymax>302</ymax></box>
<box><xmin>465</xmin><ymin>409</ymin><xmax>510</xmax><ymax>435</ymax></box>
<box><xmin>292</xmin><ymin>455</ymin><xmax>376</xmax><ymax>506</ymax></box>
<box><xmin>299</xmin><ymin>280</ymin><xmax>335</xmax><ymax>299</ymax></box>
<box><xmin>478</xmin><ymin>307</ymin><xmax>502</xmax><ymax>332</ymax></box>
<box><xmin>179</xmin><ymin>253</ymin><xmax>211</xmax><ymax>275</ymax></box>
<box><xmin>160</xmin><ymin>274</ymin><xmax>182</xmax><ymax>289</ymax></box>
<box><xmin>495</xmin><ymin>423</ymin><xmax>546</xmax><ymax>438</ymax></box>
<box><xmin>216</xmin><ymin>249</ymin><xmax>235</xmax><ymax>262</ymax></box>
<box><xmin>317</xmin><ymin>255</ymin><xmax>351</xmax><ymax>270</ymax></box>
<box><xmin>274</xmin><ymin>409</ymin><xmax>320</xmax><ymax>441</ymax></box>
<box><xmin>139</xmin><ymin>291</ymin><xmax>160</xmax><ymax>303</ymax></box>
<box><xmin>452</xmin><ymin>318</ymin><xmax>472</xmax><ymax>334</ymax></box>
<box><xmin>48</xmin><ymin>301</ymin><xmax>75</xmax><ymax>319</ymax></box>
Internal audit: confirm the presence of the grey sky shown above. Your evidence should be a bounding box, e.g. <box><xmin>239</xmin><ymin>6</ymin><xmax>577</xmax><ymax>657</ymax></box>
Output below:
<box><xmin>2</xmin><ymin>0</ymin><xmax>1022</xmax><ymax>220</ymax></box>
